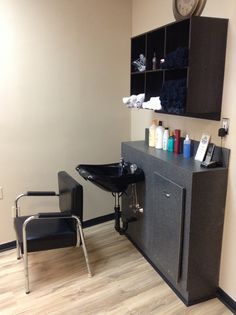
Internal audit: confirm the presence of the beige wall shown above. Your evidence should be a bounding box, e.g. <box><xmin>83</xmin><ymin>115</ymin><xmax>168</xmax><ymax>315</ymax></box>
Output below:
<box><xmin>132</xmin><ymin>0</ymin><xmax>236</xmax><ymax>300</ymax></box>
<box><xmin>1</xmin><ymin>0</ymin><xmax>235</xmax><ymax>302</ymax></box>
<box><xmin>0</xmin><ymin>0</ymin><xmax>131</xmax><ymax>243</ymax></box>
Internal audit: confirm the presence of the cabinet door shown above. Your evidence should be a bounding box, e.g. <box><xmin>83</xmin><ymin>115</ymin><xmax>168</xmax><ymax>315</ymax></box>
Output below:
<box><xmin>151</xmin><ymin>172</ymin><xmax>185</xmax><ymax>283</ymax></box>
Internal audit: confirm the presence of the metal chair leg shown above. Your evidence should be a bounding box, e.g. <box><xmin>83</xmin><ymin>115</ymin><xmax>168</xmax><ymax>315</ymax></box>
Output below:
<box><xmin>23</xmin><ymin>224</ymin><xmax>30</xmax><ymax>294</ymax></box>
<box><xmin>72</xmin><ymin>216</ymin><xmax>92</xmax><ymax>277</ymax></box>
<box><xmin>20</xmin><ymin>214</ymin><xmax>91</xmax><ymax>294</ymax></box>
<box><xmin>79</xmin><ymin>224</ymin><xmax>92</xmax><ymax>277</ymax></box>
<box><xmin>13</xmin><ymin>207</ymin><xmax>22</xmax><ymax>260</ymax></box>
<box><xmin>22</xmin><ymin>216</ymin><xmax>36</xmax><ymax>294</ymax></box>
<box><xmin>76</xmin><ymin>223</ymin><xmax>82</xmax><ymax>247</ymax></box>
<box><xmin>16</xmin><ymin>240</ymin><xmax>21</xmax><ymax>260</ymax></box>
<box><xmin>15</xmin><ymin>230</ymin><xmax>22</xmax><ymax>260</ymax></box>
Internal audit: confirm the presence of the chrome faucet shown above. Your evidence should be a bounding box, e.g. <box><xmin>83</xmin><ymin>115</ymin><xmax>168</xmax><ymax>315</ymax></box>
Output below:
<box><xmin>120</xmin><ymin>157</ymin><xmax>126</xmax><ymax>168</ymax></box>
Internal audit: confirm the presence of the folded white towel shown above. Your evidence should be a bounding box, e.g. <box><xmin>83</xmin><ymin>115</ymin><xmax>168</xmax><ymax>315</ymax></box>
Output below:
<box><xmin>150</xmin><ymin>97</ymin><xmax>162</xmax><ymax>110</ymax></box>
<box><xmin>136</xmin><ymin>93</ymin><xmax>145</xmax><ymax>108</ymax></box>
<box><xmin>122</xmin><ymin>93</ymin><xmax>145</xmax><ymax>108</ymax></box>
<box><xmin>130</xmin><ymin>95</ymin><xmax>137</xmax><ymax>107</ymax></box>
<box><xmin>122</xmin><ymin>96</ymin><xmax>130</xmax><ymax>105</ymax></box>
<box><xmin>143</xmin><ymin>96</ymin><xmax>162</xmax><ymax>110</ymax></box>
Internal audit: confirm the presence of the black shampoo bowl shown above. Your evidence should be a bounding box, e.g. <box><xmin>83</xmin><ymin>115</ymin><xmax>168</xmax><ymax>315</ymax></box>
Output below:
<box><xmin>76</xmin><ymin>162</ymin><xmax>144</xmax><ymax>193</ymax></box>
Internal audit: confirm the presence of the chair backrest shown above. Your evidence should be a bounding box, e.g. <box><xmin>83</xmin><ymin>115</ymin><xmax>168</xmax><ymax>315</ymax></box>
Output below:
<box><xmin>58</xmin><ymin>171</ymin><xmax>83</xmax><ymax>222</ymax></box>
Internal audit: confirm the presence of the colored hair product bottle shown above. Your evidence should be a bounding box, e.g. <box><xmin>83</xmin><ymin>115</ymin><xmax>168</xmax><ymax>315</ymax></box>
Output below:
<box><xmin>167</xmin><ymin>131</ymin><xmax>175</xmax><ymax>152</ymax></box>
<box><xmin>174</xmin><ymin>129</ymin><xmax>181</xmax><ymax>154</ymax></box>
<box><xmin>183</xmin><ymin>134</ymin><xmax>191</xmax><ymax>158</ymax></box>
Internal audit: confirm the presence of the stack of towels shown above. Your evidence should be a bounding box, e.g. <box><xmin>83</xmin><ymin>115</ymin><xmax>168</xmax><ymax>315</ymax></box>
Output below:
<box><xmin>142</xmin><ymin>97</ymin><xmax>162</xmax><ymax>110</ymax></box>
<box><xmin>122</xmin><ymin>94</ymin><xmax>162</xmax><ymax>110</ymax></box>
<box><xmin>160</xmin><ymin>47</ymin><xmax>188</xmax><ymax>69</ymax></box>
<box><xmin>159</xmin><ymin>79</ymin><xmax>186</xmax><ymax>114</ymax></box>
<box><xmin>122</xmin><ymin>94</ymin><xmax>145</xmax><ymax>108</ymax></box>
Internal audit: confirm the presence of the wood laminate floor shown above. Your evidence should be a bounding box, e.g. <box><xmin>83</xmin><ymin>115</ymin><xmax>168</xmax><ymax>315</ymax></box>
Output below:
<box><xmin>0</xmin><ymin>221</ymin><xmax>232</xmax><ymax>315</ymax></box>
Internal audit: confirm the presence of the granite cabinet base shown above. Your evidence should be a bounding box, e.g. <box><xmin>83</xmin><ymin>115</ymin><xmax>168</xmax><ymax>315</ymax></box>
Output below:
<box><xmin>121</xmin><ymin>141</ymin><xmax>229</xmax><ymax>306</ymax></box>
<box><xmin>125</xmin><ymin>232</ymin><xmax>217</xmax><ymax>306</ymax></box>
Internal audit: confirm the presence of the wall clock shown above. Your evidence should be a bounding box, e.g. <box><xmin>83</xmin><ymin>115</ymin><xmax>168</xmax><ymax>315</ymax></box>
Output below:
<box><xmin>173</xmin><ymin>0</ymin><xmax>207</xmax><ymax>21</ymax></box>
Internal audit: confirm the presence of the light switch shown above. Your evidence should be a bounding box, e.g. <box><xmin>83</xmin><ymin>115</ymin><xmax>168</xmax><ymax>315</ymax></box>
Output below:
<box><xmin>0</xmin><ymin>187</ymin><xmax>3</xmax><ymax>199</ymax></box>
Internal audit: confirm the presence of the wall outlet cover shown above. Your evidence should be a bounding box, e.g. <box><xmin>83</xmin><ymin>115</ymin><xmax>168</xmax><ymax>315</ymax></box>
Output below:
<box><xmin>222</xmin><ymin>118</ymin><xmax>229</xmax><ymax>134</ymax></box>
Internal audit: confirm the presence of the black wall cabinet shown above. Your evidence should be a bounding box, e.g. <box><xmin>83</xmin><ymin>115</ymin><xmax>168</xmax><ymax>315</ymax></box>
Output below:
<box><xmin>131</xmin><ymin>17</ymin><xmax>228</xmax><ymax>120</ymax></box>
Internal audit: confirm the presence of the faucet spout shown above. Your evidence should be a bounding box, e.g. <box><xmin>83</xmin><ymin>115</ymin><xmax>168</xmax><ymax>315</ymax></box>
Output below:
<box><xmin>120</xmin><ymin>157</ymin><xmax>125</xmax><ymax>168</ymax></box>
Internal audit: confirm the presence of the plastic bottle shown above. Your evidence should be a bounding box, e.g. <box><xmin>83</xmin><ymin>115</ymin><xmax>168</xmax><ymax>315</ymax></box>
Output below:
<box><xmin>162</xmin><ymin>128</ymin><xmax>169</xmax><ymax>151</ymax></box>
<box><xmin>183</xmin><ymin>134</ymin><xmax>191</xmax><ymax>158</ymax></box>
<box><xmin>152</xmin><ymin>52</ymin><xmax>157</xmax><ymax>70</ymax></box>
<box><xmin>167</xmin><ymin>131</ymin><xmax>175</xmax><ymax>152</ymax></box>
<box><xmin>174</xmin><ymin>129</ymin><xmax>181</xmax><ymax>154</ymax></box>
<box><xmin>155</xmin><ymin>121</ymin><xmax>164</xmax><ymax>149</ymax></box>
<box><xmin>149</xmin><ymin>119</ymin><xmax>157</xmax><ymax>147</ymax></box>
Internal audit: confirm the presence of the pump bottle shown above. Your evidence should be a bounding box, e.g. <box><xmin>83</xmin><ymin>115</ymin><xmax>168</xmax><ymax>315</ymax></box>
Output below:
<box><xmin>183</xmin><ymin>134</ymin><xmax>191</xmax><ymax>158</ymax></box>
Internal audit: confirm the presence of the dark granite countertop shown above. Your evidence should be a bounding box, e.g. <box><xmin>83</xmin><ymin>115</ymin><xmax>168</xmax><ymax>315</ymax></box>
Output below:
<box><xmin>122</xmin><ymin>141</ymin><xmax>229</xmax><ymax>173</ymax></box>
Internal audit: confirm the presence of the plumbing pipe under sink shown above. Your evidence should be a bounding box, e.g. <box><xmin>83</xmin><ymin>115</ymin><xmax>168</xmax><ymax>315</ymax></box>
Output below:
<box><xmin>76</xmin><ymin>160</ymin><xmax>145</xmax><ymax>234</ymax></box>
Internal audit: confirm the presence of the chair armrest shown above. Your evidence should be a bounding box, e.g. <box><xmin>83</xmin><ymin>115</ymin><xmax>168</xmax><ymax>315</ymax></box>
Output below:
<box><xmin>27</xmin><ymin>191</ymin><xmax>57</xmax><ymax>196</ymax></box>
<box><xmin>38</xmin><ymin>211</ymin><xmax>71</xmax><ymax>218</ymax></box>
<box><xmin>15</xmin><ymin>191</ymin><xmax>59</xmax><ymax>217</ymax></box>
<box><xmin>16</xmin><ymin>191</ymin><xmax>58</xmax><ymax>205</ymax></box>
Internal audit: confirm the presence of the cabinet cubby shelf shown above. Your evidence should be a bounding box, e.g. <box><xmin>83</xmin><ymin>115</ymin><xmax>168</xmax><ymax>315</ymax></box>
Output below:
<box><xmin>131</xmin><ymin>71</ymin><xmax>146</xmax><ymax>75</ymax></box>
<box><xmin>130</xmin><ymin>16</ymin><xmax>228</xmax><ymax>121</ymax></box>
<box><xmin>131</xmin><ymin>67</ymin><xmax>189</xmax><ymax>75</ymax></box>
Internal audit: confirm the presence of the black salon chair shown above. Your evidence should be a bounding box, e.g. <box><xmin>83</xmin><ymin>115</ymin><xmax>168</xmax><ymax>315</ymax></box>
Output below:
<box><xmin>14</xmin><ymin>171</ymin><xmax>92</xmax><ymax>294</ymax></box>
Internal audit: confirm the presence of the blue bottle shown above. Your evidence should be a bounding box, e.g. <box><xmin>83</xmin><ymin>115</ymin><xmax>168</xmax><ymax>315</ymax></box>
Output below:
<box><xmin>183</xmin><ymin>134</ymin><xmax>191</xmax><ymax>158</ymax></box>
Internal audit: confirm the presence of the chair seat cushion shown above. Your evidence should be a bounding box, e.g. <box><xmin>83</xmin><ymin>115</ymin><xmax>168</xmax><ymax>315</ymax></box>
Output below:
<box><xmin>14</xmin><ymin>216</ymin><xmax>77</xmax><ymax>253</ymax></box>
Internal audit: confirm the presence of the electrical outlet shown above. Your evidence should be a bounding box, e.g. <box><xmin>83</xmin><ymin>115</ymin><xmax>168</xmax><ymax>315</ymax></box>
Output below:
<box><xmin>0</xmin><ymin>187</ymin><xmax>3</xmax><ymax>200</ymax></box>
<box><xmin>222</xmin><ymin>118</ymin><xmax>229</xmax><ymax>134</ymax></box>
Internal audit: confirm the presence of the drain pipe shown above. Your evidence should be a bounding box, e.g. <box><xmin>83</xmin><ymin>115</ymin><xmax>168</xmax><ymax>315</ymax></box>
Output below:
<box><xmin>113</xmin><ymin>192</ymin><xmax>127</xmax><ymax>235</ymax></box>
<box><xmin>113</xmin><ymin>192</ymin><xmax>138</xmax><ymax>235</ymax></box>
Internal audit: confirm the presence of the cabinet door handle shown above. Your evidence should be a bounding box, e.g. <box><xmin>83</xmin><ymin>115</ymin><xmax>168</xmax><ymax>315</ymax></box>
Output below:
<box><xmin>163</xmin><ymin>192</ymin><xmax>171</xmax><ymax>198</ymax></box>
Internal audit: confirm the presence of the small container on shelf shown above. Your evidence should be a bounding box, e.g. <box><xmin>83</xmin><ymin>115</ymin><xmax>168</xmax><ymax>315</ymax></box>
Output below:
<box><xmin>155</xmin><ymin>121</ymin><xmax>164</xmax><ymax>149</ymax></box>
<box><xmin>174</xmin><ymin>129</ymin><xmax>181</xmax><ymax>154</ymax></box>
<box><xmin>162</xmin><ymin>128</ymin><xmax>169</xmax><ymax>151</ymax></box>
<box><xmin>183</xmin><ymin>134</ymin><xmax>191</xmax><ymax>158</ymax></box>
<box><xmin>152</xmin><ymin>52</ymin><xmax>157</xmax><ymax>70</ymax></box>
<box><xmin>149</xmin><ymin>119</ymin><xmax>157</xmax><ymax>147</ymax></box>
<box><xmin>167</xmin><ymin>131</ymin><xmax>175</xmax><ymax>152</ymax></box>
